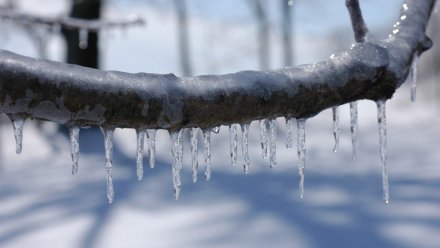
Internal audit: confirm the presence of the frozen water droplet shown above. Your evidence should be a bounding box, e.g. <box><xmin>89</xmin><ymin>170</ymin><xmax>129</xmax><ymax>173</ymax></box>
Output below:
<box><xmin>410</xmin><ymin>55</ymin><xmax>419</xmax><ymax>102</ymax></box>
<box><xmin>286</xmin><ymin>117</ymin><xmax>294</xmax><ymax>149</ymax></box>
<box><xmin>7</xmin><ymin>115</ymin><xmax>26</xmax><ymax>155</ymax></box>
<box><xmin>287</xmin><ymin>0</ymin><xmax>294</xmax><ymax>7</ymax></box>
<box><xmin>259</xmin><ymin>119</ymin><xmax>268</xmax><ymax>159</ymax></box>
<box><xmin>350</xmin><ymin>101</ymin><xmax>358</xmax><ymax>160</ymax></box>
<box><xmin>269</xmin><ymin>119</ymin><xmax>277</xmax><ymax>168</ymax></box>
<box><xmin>146</xmin><ymin>129</ymin><xmax>156</xmax><ymax>169</ymax></box>
<box><xmin>101</xmin><ymin>127</ymin><xmax>115</xmax><ymax>204</ymax></box>
<box><xmin>203</xmin><ymin>129</ymin><xmax>212</xmax><ymax>181</ymax></box>
<box><xmin>241</xmin><ymin>123</ymin><xmax>251</xmax><ymax>174</ymax></box>
<box><xmin>211</xmin><ymin>126</ymin><xmax>220</xmax><ymax>133</ymax></box>
<box><xmin>78</xmin><ymin>28</ymin><xmax>89</xmax><ymax>49</ymax></box>
<box><xmin>170</xmin><ymin>130</ymin><xmax>184</xmax><ymax>200</ymax></box>
<box><xmin>297</xmin><ymin>119</ymin><xmax>307</xmax><ymax>198</ymax></box>
<box><xmin>332</xmin><ymin>106</ymin><xmax>340</xmax><ymax>153</ymax></box>
<box><xmin>136</xmin><ymin>129</ymin><xmax>145</xmax><ymax>181</ymax></box>
<box><xmin>190</xmin><ymin>128</ymin><xmax>199</xmax><ymax>183</ymax></box>
<box><xmin>69</xmin><ymin>126</ymin><xmax>80</xmax><ymax>175</ymax></box>
<box><xmin>51</xmin><ymin>24</ymin><xmax>61</xmax><ymax>36</ymax></box>
<box><xmin>229</xmin><ymin>124</ymin><xmax>238</xmax><ymax>167</ymax></box>
<box><xmin>376</xmin><ymin>100</ymin><xmax>389</xmax><ymax>204</ymax></box>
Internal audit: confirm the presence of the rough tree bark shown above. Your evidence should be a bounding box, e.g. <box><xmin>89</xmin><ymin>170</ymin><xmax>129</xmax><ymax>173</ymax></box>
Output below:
<box><xmin>0</xmin><ymin>0</ymin><xmax>436</xmax><ymax>131</ymax></box>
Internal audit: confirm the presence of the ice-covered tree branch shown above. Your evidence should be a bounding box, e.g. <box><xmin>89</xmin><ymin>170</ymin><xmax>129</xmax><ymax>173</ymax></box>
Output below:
<box><xmin>0</xmin><ymin>0</ymin><xmax>436</xmax><ymax>131</ymax></box>
<box><xmin>0</xmin><ymin>9</ymin><xmax>145</xmax><ymax>31</ymax></box>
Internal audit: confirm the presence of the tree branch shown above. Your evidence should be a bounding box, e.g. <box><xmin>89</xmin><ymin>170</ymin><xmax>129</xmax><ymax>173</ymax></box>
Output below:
<box><xmin>0</xmin><ymin>0</ymin><xmax>436</xmax><ymax>131</ymax></box>
<box><xmin>0</xmin><ymin>10</ymin><xmax>145</xmax><ymax>32</ymax></box>
<box><xmin>346</xmin><ymin>0</ymin><xmax>370</xmax><ymax>42</ymax></box>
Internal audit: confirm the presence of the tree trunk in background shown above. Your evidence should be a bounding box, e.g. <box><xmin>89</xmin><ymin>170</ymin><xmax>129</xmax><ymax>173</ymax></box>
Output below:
<box><xmin>174</xmin><ymin>0</ymin><xmax>193</xmax><ymax>76</ymax></box>
<box><xmin>63</xmin><ymin>0</ymin><xmax>101</xmax><ymax>68</ymax></box>
<box><xmin>281</xmin><ymin>0</ymin><xmax>294</xmax><ymax>67</ymax></box>
<box><xmin>251</xmin><ymin>0</ymin><xmax>270</xmax><ymax>70</ymax></box>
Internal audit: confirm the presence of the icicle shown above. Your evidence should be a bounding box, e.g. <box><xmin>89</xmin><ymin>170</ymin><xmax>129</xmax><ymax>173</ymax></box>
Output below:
<box><xmin>101</xmin><ymin>127</ymin><xmax>115</xmax><ymax>204</ymax></box>
<box><xmin>9</xmin><ymin>116</ymin><xmax>25</xmax><ymax>155</ymax></box>
<box><xmin>286</xmin><ymin>117</ymin><xmax>294</xmax><ymax>149</ymax></box>
<box><xmin>203</xmin><ymin>129</ymin><xmax>212</xmax><ymax>181</ymax></box>
<box><xmin>350</xmin><ymin>101</ymin><xmax>358</xmax><ymax>160</ymax></box>
<box><xmin>297</xmin><ymin>119</ymin><xmax>307</xmax><ymax>198</ymax></box>
<box><xmin>332</xmin><ymin>106</ymin><xmax>340</xmax><ymax>153</ymax></box>
<box><xmin>242</xmin><ymin>123</ymin><xmax>251</xmax><ymax>174</ymax></box>
<box><xmin>136</xmin><ymin>129</ymin><xmax>145</xmax><ymax>181</ymax></box>
<box><xmin>259</xmin><ymin>119</ymin><xmax>268</xmax><ymax>159</ymax></box>
<box><xmin>229</xmin><ymin>124</ymin><xmax>238</xmax><ymax>167</ymax></box>
<box><xmin>410</xmin><ymin>55</ymin><xmax>419</xmax><ymax>102</ymax></box>
<box><xmin>376</xmin><ymin>100</ymin><xmax>389</xmax><ymax>204</ymax></box>
<box><xmin>211</xmin><ymin>126</ymin><xmax>220</xmax><ymax>133</ymax></box>
<box><xmin>78</xmin><ymin>28</ymin><xmax>89</xmax><ymax>49</ymax></box>
<box><xmin>190</xmin><ymin>128</ymin><xmax>199</xmax><ymax>183</ymax></box>
<box><xmin>146</xmin><ymin>129</ymin><xmax>156</xmax><ymax>169</ymax></box>
<box><xmin>69</xmin><ymin>126</ymin><xmax>80</xmax><ymax>175</ymax></box>
<box><xmin>269</xmin><ymin>119</ymin><xmax>277</xmax><ymax>168</ymax></box>
<box><xmin>170</xmin><ymin>130</ymin><xmax>183</xmax><ymax>200</ymax></box>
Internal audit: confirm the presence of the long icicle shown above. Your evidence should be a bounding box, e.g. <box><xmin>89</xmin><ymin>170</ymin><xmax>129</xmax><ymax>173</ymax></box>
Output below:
<box><xmin>229</xmin><ymin>124</ymin><xmax>238</xmax><ymax>167</ymax></box>
<box><xmin>297</xmin><ymin>119</ymin><xmax>307</xmax><ymax>198</ymax></box>
<box><xmin>332</xmin><ymin>106</ymin><xmax>340</xmax><ymax>153</ymax></box>
<box><xmin>170</xmin><ymin>130</ymin><xmax>183</xmax><ymax>200</ymax></box>
<box><xmin>203</xmin><ymin>129</ymin><xmax>212</xmax><ymax>181</ymax></box>
<box><xmin>136</xmin><ymin>129</ymin><xmax>145</xmax><ymax>181</ymax></box>
<box><xmin>286</xmin><ymin>117</ymin><xmax>294</xmax><ymax>149</ymax></box>
<box><xmin>69</xmin><ymin>126</ymin><xmax>80</xmax><ymax>175</ymax></box>
<box><xmin>259</xmin><ymin>119</ymin><xmax>268</xmax><ymax>159</ymax></box>
<box><xmin>101</xmin><ymin>127</ymin><xmax>115</xmax><ymax>204</ymax></box>
<box><xmin>146</xmin><ymin>129</ymin><xmax>156</xmax><ymax>169</ymax></box>
<box><xmin>410</xmin><ymin>55</ymin><xmax>419</xmax><ymax>102</ymax></box>
<box><xmin>350</xmin><ymin>101</ymin><xmax>358</xmax><ymax>160</ymax></box>
<box><xmin>242</xmin><ymin>123</ymin><xmax>251</xmax><ymax>174</ymax></box>
<box><xmin>8</xmin><ymin>115</ymin><xmax>25</xmax><ymax>155</ymax></box>
<box><xmin>376</xmin><ymin>100</ymin><xmax>389</xmax><ymax>204</ymax></box>
<box><xmin>190</xmin><ymin>128</ymin><xmax>199</xmax><ymax>183</ymax></box>
<box><xmin>269</xmin><ymin>119</ymin><xmax>277</xmax><ymax>168</ymax></box>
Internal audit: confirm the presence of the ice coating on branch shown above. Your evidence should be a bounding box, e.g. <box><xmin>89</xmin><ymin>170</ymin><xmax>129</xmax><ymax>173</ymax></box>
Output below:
<box><xmin>211</xmin><ymin>126</ymin><xmax>220</xmax><ymax>133</ymax></box>
<box><xmin>229</xmin><ymin>124</ymin><xmax>238</xmax><ymax>167</ymax></box>
<box><xmin>332</xmin><ymin>106</ymin><xmax>340</xmax><ymax>153</ymax></box>
<box><xmin>259</xmin><ymin>119</ymin><xmax>268</xmax><ymax>159</ymax></box>
<box><xmin>350</xmin><ymin>101</ymin><xmax>358</xmax><ymax>160</ymax></box>
<box><xmin>410</xmin><ymin>55</ymin><xmax>419</xmax><ymax>102</ymax></box>
<box><xmin>269</xmin><ymin>119</ymin><xmax>277</xmax><ymax>168</ymax></box>
<box><xmin>297</xmin><ymin>119</ymin><xmax>306</xmax><ymax>198</ymax></box>
<box><xmin>79</xmin><ymin>28</ymin><xmax>89</xmax><ymax>49</ymax></box>
<box><xmin>8</xmin><ymin>116</ymin><xmax>25</xmax><ymax>155</ymax></box>
<box><xmin>170</xmin><ymin>130</ymin><xmax>183</xmax><ymax>199</ymax></box>
<box><xmin>203</xmin><ymin>129</ymin><xmax>211</xmax><ymax>181</ymax></box>
<box><xmin>146</xmin><ymin>129</ymin><xmax>156</xmax><ymax>169</ymax></box>
<box><xmin>69</xmin><ymin>126</ymin><xmax>80</xmax><ymax>175</ymax></box>
<box><xmin>101</xmin><ymin>127</ymin><xmax>115</xmax><ymax>204</ymax></box>
<box><xmin>136</xmin><ymin>129</ymin><xmax>145</xmax><ymax>181</ymax></box>
<box><xmin>190</xmin><ymin>128</ymin><xmax>199</xmax><ymax>183</ymax></box>
<box><xmin>286</xmin><ymin>117</ymin><xmax>294</xmax><ymax>149</ymax></box>
<box><xmin>241</xmin><ymin>123</ymin><xmax>251</xmax><ymax>174</ymax></box>
<box><xmin>376</xmin><ymin>100</ymin><xmax>389</xmax><ymax>204</ymax></box>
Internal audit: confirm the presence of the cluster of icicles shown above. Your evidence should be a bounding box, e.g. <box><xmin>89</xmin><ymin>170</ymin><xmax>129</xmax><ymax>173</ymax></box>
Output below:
<box><xmin>6</xmin><ymin>99</ymin><xmax>391</xmax><ymax>204</ymax></box>
<box><xmin>6</xmin><ymin>55</ymin><xmax>420</xmax><ymax>205</ymax></box>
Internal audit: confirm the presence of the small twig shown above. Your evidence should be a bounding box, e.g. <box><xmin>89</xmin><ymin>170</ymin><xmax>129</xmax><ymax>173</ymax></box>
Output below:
<box><xmin>0</xmin><ymin>10</ymin><xmax>146</xmax><ymax>32</ymax></box>
<box><xmin>346</xmin><ymin>0</ymin><xmax>370</xmax><ymax>42</ymax></box>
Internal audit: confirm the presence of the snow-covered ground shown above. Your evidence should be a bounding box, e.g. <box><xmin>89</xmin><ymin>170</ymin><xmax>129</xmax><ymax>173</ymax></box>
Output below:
<box><xmin>0</xmin><ymin>0</ymin><xmax>439</xmax><ymax>247</ymax></box>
